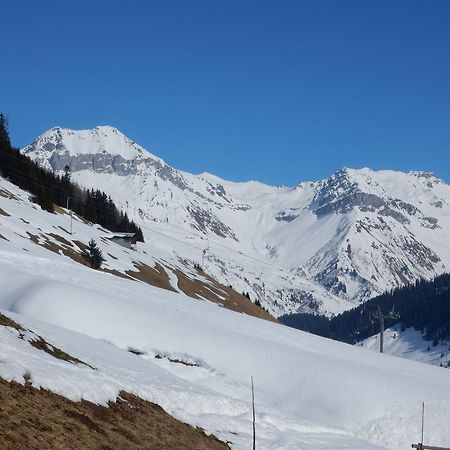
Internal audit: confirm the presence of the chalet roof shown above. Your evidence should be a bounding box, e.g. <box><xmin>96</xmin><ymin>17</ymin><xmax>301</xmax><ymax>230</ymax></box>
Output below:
<box><xmin>107</xmin><ymin>232</ymin><xmax>136</xmax><ymax>239</ymax></box>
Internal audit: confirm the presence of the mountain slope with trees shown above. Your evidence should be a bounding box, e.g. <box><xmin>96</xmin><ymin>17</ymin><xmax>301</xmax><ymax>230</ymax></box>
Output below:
<box><xmin>22</xmin><ymin>124</ymin><xmax>450</xmax><ymax>318</ymax></box>
<box><xmin>280</xmin><ymin>272</ymin><xmax>450</xmax><ymax>346</ymax></box>
<box><xmin>0</xmin><ymin>114</ymin><xmax>143</xmax><ymax>241</ymax></box>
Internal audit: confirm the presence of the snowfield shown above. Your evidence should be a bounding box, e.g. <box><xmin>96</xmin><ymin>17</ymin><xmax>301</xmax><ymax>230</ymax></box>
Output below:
<box><xmin>360</xmin><ymin>324</ymin><xmax>450</xmax><ymax>368</ymax></box>
<box><xmin>1</xmin><ymin>176</ymin><xmax>450</xmax><ymax>449</ymax></box>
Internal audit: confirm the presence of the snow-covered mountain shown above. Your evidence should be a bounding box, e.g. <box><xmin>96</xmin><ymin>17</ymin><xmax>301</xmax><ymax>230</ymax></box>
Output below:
<box><xmin>22</xmin><ymin>126</ymin><xmax>450</xmax><ymax>316</ymax></box>
<box><xmin>1</xmin><ymin>175</ymin><xmax>450</xmax><ymax>449</ymax></box>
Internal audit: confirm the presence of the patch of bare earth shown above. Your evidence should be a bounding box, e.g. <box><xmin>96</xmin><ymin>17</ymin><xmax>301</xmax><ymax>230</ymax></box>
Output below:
<box><xmin>27</xmin><ymin>232</ymin><xmax>88</xmax><ymax>266</ymax></box>
<box><xmin>0</xmin><ymin>314</ymin><xmax>93</xmax><ymax>369</ymax></box>
<box><xmin>52</xmin><ymin>205</ymin><xmax>67</xmax><ymax>215</ymax></box>
<box><xmin>24</xmin><ymin>229</ymin><xmax>275</xmax><ymax>322</ymax></box>
<box><xmin>0</xmin><ymin>207</ymin><xmax>11</xmax><ymax>216</ymax></box>
<box><xmin>101</xmin><ymin>268</ymin><xmax>136</xmax><ymax>281</ymax></box>
<box><xmin>176</xmin><ymin>268</ymin><xmax>277</xmax><ymax>322</ymax></box>
<box><xmin>0</xmin><ymin>379</ymin><xmax>229</xmax><ymax>450</ymax></box>
<box><xmin>47</xmin><ymin>232</ymin><xmax>72</xmax><ymax>246</ymax></box>
<box><xmin>126</xmin><ymin>262</ymin><xmax>177</xmax><ymax>292</ymax></box>
<box><xmin>0</xmin><ymin>188</ymin><xmax>18</xmax><ymax>200</ymax></box>
<box><xmin>0</xmin><ymin>314</ymin><xmax>229</xmax><ymax>449</ymax></box>
<box><xmin>0</xmin><ymin>313</ymin><xmax>24</xmax><ymax>331</ymax></box>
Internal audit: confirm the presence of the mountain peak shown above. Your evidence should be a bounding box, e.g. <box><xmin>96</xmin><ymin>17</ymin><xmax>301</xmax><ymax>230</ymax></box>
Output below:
<box><xmin>23</xmin><ymin>126</ymin><xmax>163</xmax><ymax>163</ymax></box>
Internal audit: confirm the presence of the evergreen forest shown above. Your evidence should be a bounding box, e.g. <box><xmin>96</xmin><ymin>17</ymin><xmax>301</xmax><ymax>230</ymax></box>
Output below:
<box><xmin>0</xmin><ymin>114</ymin><xmax>144</xmax><ymax>241</ymax></box>
<box><xmin>280</xmin><ymin>273</ymin><xmax>450</xmax><ymax>345</ymax></box>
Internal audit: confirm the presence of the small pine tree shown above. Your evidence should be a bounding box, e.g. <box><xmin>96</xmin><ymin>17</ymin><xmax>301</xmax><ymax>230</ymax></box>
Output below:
<box><xmin>62</xmin><ymin>164</ymin><xmax>71</xmax><ymax>184</ymax></box>
<box><xmin>82</xmin><ymin>239</ymin><xmax>105</xmax><ymax>269</ymax></box>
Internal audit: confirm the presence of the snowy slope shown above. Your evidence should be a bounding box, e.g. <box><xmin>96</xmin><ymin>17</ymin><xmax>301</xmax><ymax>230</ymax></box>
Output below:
<box><xmin>22</xmin><ymin>127</ymin><xmax>450</xmax><ymax>316</ymax></box>
<box><xmin>1</xmin><ymin>177</ymin><xmax>450</xmax><ymax>449</ymax></box>
<box><xmin>0</xmin><ymin>175</ymin><xmax>276</xmax><ymax>322</ymax></box>
<box><xmin>360</xmin><ymin>323</ymin><xmax>450</xmax><ymax>368</ymax></box>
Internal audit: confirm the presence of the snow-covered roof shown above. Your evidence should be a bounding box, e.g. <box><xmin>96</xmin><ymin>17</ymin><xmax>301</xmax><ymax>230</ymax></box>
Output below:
<box><xmin>107</xmin><ymin>232</ymin><xmax>136</xmax><ymax>238</ymax></box>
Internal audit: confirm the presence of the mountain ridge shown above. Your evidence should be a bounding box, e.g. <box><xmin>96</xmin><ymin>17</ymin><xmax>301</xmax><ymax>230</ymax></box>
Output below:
<box><xmin>21</xmin><ymin>126</ymin><xmax>450</xmax><ymax>316</ymax></box>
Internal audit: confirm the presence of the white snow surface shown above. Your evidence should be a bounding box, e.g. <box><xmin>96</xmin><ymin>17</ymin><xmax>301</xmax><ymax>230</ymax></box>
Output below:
<box><xmin>21</xmin><ymin>127</ymin><xmax>450</xmax><ymax>317</ymax></box>
<box><xmin>1</xmin><ymin>176</ymin><xmax>450</xmax><ymax>449</ymax></box>
<box><xmin>360</xmin><ymin>323</ymin><xmax>450</xmax><ymax>368</ymax></box>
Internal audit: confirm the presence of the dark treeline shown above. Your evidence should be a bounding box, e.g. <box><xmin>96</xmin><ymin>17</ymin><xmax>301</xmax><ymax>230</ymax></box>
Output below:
<box><xmin>280</xmin><ymin>273</ymin><xmax>450</xmax><ymax>345</ymax></box>
<box><xmin>0</xmin><ymin>114</ymin><xmax>144</xmax><ymax>241</ymax></box>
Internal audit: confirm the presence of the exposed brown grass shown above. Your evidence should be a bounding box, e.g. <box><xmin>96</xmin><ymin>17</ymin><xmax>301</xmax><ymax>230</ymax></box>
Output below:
<box><xmin>0</xmin><ymin>379</ymin><xmax>229</xmax><ymax>450</ymax></box>
<box><xmin>0</xmin><ymin>314</ymin><xmax>92</xmax><ymax>368</ymax></box>
<box><xmin>0</xmin><ymin>188</ymin><xmax>18</xmax><ymax>200</ymax></box>
<box><xmin>47</xmin><ymin>233</ymin><xmax>72</xmax><ymax>246</ymax></box>
<box><xmin>73</xmin><ymin>240</ymin><xmax>88</xmax><ymax>252</ymax></box>
<box><xmin>126</xmin><ymin>262</ymin><xmax>177</xmax><ymax>292</ymax></box>
<box><xmin>176</xmin><ymin>268</ymin><xmax>277</xmax><ymax>322</ymax></box>
<box><xmin>26</xmin><ymin>232</ymin><xmax>40</xmax><ymax>245</ymax></box>
<box><xmin>175</xmin><ymin>269</ymin><xmax>222</xmax><ymax>301</ymax></box>
<box><xmin>29</xmin><ymin>336</ymin><xmax>94</xmax><ymax>369</ymax></box>
<box><xmin>0</xmin><ymin>207</ymin><xmax>11</xmax><ymax>216</ymax></box>
<box><xmin>53</xmin><ymin>205</ymin><xmax>67</xmax><ymax>215</ymax></box>
<box><xmin>0</xmin><ymin>314</ymin><xmax>229</xmax><ymax>449</ymax></box>
<box><xmin>0</xmin><ymin>313</ymin><xmax>25</xmax><ymax>331</ymax></box>
<box><xmin>27</xmin><ymin>232</ymin><xmax>88</xmax><ymax>266</ymax></box>
<box><xmin>101</xmin><ymin>268</ymin><xmax>136</xmax><ymax>281</ymax></box>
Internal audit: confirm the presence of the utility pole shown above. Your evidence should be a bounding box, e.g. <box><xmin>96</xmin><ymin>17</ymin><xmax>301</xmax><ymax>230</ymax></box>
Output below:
<box><xmin>251</xmin><ymin>376</ymin><xmax>256</xmax><ymax>450</ymax></box>
<box><xmin>66</xmin><ymin>197</ymin><xmax>73</xmax><ymax>235</ymax></box>
<box><xmin>421</xmin><ymin>402</ymin><xmax>425</xmax><ymax>448</ymax></box>
<box><xmin>201</xmin><ymin>239</ymin><xmax>209</xmax><ymax>267</ymax></box>
<box><xmin>373</xmin><ymin>305</ymin><xmax>399</xmax><ymax>353</ymax></box>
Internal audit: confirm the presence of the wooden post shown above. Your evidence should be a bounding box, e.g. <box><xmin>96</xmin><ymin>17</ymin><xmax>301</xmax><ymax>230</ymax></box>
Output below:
<box><xmin>411</xmin><ymin>404</ymin><xmax>450</xmax><ymax>450</ymax></box>
<box><xmin>251</xmin><ymin>376</ymin><xmax>256</xmax><ymax>450</ymax></box>
<box><xmin>421</xmin><ymin>402</ymin><xmax>425</xmax><ymax>447</ymax></box>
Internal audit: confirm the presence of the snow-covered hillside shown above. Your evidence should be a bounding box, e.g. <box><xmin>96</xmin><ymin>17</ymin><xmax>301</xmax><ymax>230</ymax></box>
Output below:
<box><xmin>1</xmin><ymin>175</ymin><xmax>450</xmax><ymax>449</ymax></box>
<box><xmin>22</xmin><ymin>126</ymin><xmax>450</xmax><ymax>316</ymax></box>
<box><xmin>360</xmin><ymin>323</ymin><xmax>450</xmax><ymax>368</ymax></box>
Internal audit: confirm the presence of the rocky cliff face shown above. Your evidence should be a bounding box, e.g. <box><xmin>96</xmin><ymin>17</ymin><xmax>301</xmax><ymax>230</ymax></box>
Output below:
<box><xmin>21</xmin><ymin>127</ymin><xmax>450</xmax><ymax>316</ymax></box>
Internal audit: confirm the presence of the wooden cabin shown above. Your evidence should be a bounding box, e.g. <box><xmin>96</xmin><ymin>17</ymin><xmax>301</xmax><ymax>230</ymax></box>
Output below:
<box><xmin>107</xmin><ymin>232</ymin><xmax>138</xmax><ymax>250</ymax></box>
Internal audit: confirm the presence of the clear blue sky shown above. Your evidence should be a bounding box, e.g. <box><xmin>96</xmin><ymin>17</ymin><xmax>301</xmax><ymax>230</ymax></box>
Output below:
<box><xmin>2</xmin><ymin>1</ymin><xmax>450</xmax><ymax>186</ymax></box>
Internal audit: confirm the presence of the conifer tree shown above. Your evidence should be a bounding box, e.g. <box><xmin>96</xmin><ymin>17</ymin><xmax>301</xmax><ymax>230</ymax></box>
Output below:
<box><xmin>62</xmin><ymin>164</ymin><xmax>71</xmax><ymax>184</ymax></box>
<box><xmin>82</xmin><ymin>239</ymin><xmax>105</xmax><ymax>269</ymax></box>
<box><xmin>0</xmin><ymin>113</ymin><xmax>10</xmax><ymax>149</ymax></box>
